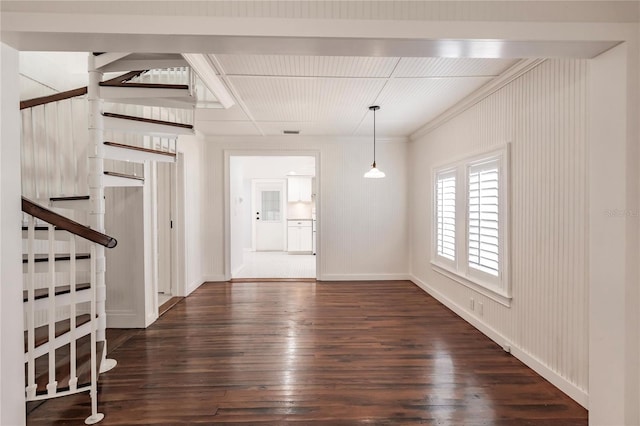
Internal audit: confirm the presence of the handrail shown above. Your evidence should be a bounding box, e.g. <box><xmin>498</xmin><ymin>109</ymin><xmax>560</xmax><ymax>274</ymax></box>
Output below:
<box><xmin>100</xmin><ymin>70</ymin><xmax>146</xmax><ymax>85</ymax></box>
<box><xmin>20</xmin><ymin>87</ymin><xmax>88</xmax><ymax>110</ymax></box>
<box><xmin>104</xmin><ymin>141</ymin><xmax>176</xmax><ymax>157</ymax></box>
<box><xmin>102</xmin><ymin>112</ymin><xmax>194</xmax><ymax>129</ymax></box>
<box><xmin>19</xmin><ymin>71</ymin><xmax>147</xmax><ymax>110</ymax></box>
<box><xmin>21</xmin><ymin>197</ymin><xmax>117</xmax><ymax>249</ymax></box>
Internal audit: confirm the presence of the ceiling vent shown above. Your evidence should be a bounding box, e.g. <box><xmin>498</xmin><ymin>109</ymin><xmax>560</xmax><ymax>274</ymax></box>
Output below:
<box><xmin>283</xmin><ymin>130</ymin><xmax>300</xmax><ymax>135</ymax></box>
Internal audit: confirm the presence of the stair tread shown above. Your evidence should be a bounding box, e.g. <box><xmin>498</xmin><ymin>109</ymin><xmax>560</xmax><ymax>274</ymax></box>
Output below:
<box><xmin>102</xmin><ymin>112</ymin><xmax>193</xmax><ymax>129</ymax></box>
<box><xmin>21</xmin><ymin>226</ymin><xmax>62</xmax><ymax>231</ymax></box>
<box><xmin>50</xmin><ymin>195</ymin><xmax>90</xmax><ymax>202</ymax></box>
<box><xmin>100</xmin><ymin>81</ymin><xmax>189</xmax><ymax>90</ymax></box>
<box><xmin>104</xmin><ymin>171</ymin><xmax>145</xmax><ymax>181</ymax></box>
<box><xmin>23</xmin><ymin>283</ymin><xmax>91</xmax><ymax>303</ymax></box>
<box><xmin>22</xmin><ymin>253</ymin><xmax>91</xmax><ymax>264</ymax></box>
<box><xmin>27</xmin><ymin>334</ymin><xmax>104</xmax><ymax>395</ymax></box>
<box><xmin>104</xmin><ymin>141</ymin><xmax>176</xmax><ymax>158</ymax></box>
<box><xmin>25</xmin><ymin>314</ymin><xmax>92</xmax><ymax>353</ymax></box>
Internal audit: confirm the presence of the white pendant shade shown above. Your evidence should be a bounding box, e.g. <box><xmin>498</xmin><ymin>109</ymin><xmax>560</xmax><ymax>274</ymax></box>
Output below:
<box><xmin>364</xmin><ymin>165</ymin><xmax>385</xmax><ymax>178</ymax></box>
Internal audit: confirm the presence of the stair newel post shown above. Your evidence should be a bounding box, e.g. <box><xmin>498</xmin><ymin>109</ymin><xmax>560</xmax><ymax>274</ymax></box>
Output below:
<box><xmin>85</xmin><ymin>55</ymin><xmax>107</xmax><ymax>425</ymax></box>
<box><xmin>88</xmin><ymin>55</ymin><xmax>117</xmax><ymax>376</ymax></box>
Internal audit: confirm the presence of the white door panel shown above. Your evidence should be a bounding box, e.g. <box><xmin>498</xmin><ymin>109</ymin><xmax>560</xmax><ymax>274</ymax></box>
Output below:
<box><xmin>253</xmin><ymin>180</ymin><xmax>286</xmax><ymax>251</ymax></box>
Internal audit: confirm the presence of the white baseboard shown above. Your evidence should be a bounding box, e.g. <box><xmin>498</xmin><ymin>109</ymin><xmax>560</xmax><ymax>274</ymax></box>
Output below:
<box><xmin>409</xmin><ymin>274</ymin><xmax>589</xmax><ymax>409</ymax></box>
<box><xmin>318</xmin><ymin>273</ymin><xmax>411</xmax><ymax>281</ymax></box>
<box><xmin>202</xmin><ymin>274</ymin><xmax>227</xmax><ymax>282</ymax></box>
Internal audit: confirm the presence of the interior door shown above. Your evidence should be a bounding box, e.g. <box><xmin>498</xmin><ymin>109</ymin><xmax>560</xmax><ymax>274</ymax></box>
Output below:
<box><xmin>157</xmin><ymin>162</ymin><xmax>174</xmax><ymax>295</ymax></box>
<box><xmin>253</xmin><ymin>181</ymin><xmax>285</xmax><ymax>251</ymax></box>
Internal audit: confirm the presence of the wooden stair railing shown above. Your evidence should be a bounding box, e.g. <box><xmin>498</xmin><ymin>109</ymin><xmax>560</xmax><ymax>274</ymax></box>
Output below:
<box><xmin>102</xmin><ymin>112</ymin><xmax>194</xmax><ymax>129</ymax></box>
<box><xmin>104</xmin><ymin>141</ymin><xmax>176</xmax><ymax>158</ymax></box>
<box><xmin>21</xmin><ymin>197</ymin><xmax>117</xmax><ymax>249</ymax></box>
<box><xmin>20</xmin><ymin>87</ymin><xmax>88</xmax><ymax>110</ymax></box>
<box><xmin>50</xmin><ymin>195</ymin><xmax>90</xmax><ymax>202</ymax></box>
<box><xmin>99</xmin><ymin>69</ymin><xmax>187</xmax><ymax>90</ymax></box>
<box><xmin>98</xmin><ymin>70</ymin><xmax>146</xmax><ymax>85</ymax></box>
<box><xmin>103</xmin><ymin>171</ymin><xmax>145</xmax><ymax>181</ymax></box>
<box><xmin>19</xmin><ymin>71</ymin><xmax>147</xmax><ymax>110</ymax></box>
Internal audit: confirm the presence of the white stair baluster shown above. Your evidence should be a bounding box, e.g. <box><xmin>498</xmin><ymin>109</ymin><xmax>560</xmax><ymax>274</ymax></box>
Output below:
<box><xmin>69</xmin><ymin>234</ymin><xmax>78</xmax><ymax>392</ymax></box>
<box><xmin>84</xmin><ymin>244</ymin><xmax>104</xmax><ymax>425</ymax></box>
<box><xmin>25</xmin><ymin>215</ymin><xmax>37</xmax><ymax>399</ymax></box>
<box><xmin>46</xmin><ymin>223</ymin><xmax>57</xmax><ymax>395</ymax></box>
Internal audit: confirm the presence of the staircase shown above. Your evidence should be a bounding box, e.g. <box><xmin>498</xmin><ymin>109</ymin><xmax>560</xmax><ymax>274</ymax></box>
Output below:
<box><xmin>20</xmin><ymin>53</ymin><xmax>198</xmax><ymax>423</ymax></box>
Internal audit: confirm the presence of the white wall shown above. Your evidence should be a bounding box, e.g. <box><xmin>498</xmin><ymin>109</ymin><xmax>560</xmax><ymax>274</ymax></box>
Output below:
<box><xmin>589</xmin><ymin>42</ymin><xmax>640</xmax><ymax>425</ymax></box>
<box><xmin>205</xmin><ymin>136</ymin><xmax>409</xmax><ymax>281</ymax></box>
<box><xmin>178</xmin><ymin>133</ymin><xmax>205</xmax><ymax>294</ymax></box>
<box><xmin>0</xmin><ymin>42</ymin><xmax>26</xmax><ymax>426</ymax></box>
<box><xmin>229</xmin><ymin>156</ymin><xmax>244</xmax><ymax>275</ymax></box>
<box><xmin>409</xmin><ymin>59</ymin><xmax>590</xmax><ymax>405</ymax></box>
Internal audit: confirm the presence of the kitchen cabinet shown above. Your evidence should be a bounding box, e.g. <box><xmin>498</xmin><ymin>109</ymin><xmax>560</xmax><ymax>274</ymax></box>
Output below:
<box><xmin>287</xmin><ymin>177</ymin><xmax>312</xmax><ymax>202</ymax></box>
<box><xmin>287</xmin><ymin>220</ymin><xmax>312</xmax><ymax>252</ymax></box>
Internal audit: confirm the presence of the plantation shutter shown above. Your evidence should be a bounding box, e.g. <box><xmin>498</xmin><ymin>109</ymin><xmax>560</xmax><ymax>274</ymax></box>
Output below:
<box><xmin>468</xmin><ymin>159</ymin><xmax>500</xmax><ymax>276</ymax></box>
<box><xmin>436</xmin><ymin>170</ymin><xmax>456</xmax><ymax>261</ymax></box>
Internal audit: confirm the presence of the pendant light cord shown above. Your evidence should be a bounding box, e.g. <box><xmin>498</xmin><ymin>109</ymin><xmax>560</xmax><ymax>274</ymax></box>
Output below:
<box><xmin>373</xmin><ymin>107</ymin><xmax>376</xmax><ymax>166</ymax></box>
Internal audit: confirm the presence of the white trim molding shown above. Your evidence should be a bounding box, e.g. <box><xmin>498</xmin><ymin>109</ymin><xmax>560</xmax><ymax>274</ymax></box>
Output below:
<box><xmin>318</xmin><ymin>273</ymin><xmax>411</xmax><ymax>281</ymax></box>
<box><xmin>410</xmin><ymin>59</ymin><xmax>546</xmax><ymax>141</ymax></box>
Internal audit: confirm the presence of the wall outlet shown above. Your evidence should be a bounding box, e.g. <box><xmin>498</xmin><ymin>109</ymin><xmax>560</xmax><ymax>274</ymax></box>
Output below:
<box><xmin>470</xmin><ymin>298</ymin><xmax>475</xmax><ymax>310</ymax></box>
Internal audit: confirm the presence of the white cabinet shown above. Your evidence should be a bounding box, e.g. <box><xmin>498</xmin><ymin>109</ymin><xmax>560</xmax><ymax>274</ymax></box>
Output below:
<box><xmin>287</xmin><ymin>177</ymin><xmax>312</xmax><ymax>202</ymax></box>
<box><xmin>287</xmin><ymin>220</ymin><xmax>312</xmax><ymax>252</ymax></box>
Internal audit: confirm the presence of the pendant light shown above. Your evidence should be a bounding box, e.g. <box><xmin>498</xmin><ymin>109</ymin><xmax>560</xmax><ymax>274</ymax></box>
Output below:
<box><xmin>364</xmin><ymin>105</ymin><xmax>385</xmax><ymax>178</ymax></box>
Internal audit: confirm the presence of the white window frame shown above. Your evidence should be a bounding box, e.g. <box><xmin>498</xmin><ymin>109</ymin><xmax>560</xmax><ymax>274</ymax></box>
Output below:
<box><xmin>431</xmin><ymin>144</ymin><xmax>511</xmax><ymax>306</ymax></box>
<box><xmin>434</xmin><ymin>167</ymin><xmax>457</xmax><ymax>268</ymax></box>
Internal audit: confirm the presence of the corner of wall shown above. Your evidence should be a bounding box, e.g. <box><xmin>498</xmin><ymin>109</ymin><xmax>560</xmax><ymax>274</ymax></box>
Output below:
<box><xmin>0</xmin><ymin>42</ymin><xmax>27</xmax><ymax>426</ymax></box>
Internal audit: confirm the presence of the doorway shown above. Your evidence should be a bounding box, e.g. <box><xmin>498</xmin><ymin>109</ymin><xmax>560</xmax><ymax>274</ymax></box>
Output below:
<box><xmin>228</xmin><ymin>154</ymin><xmax>317</xmax><ymax>279</ymax></box>
<box><xmin>156</xmin><ymin>161</ymin><xmax>176</xmax><ymax>307</ymax></box>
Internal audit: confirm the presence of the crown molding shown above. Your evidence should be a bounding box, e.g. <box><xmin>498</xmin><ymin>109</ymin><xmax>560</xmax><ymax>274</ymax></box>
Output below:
<box><xmin>410</xmin><ymin>58</ymin><xmax>546</xmax><ymax>141</ymax></box>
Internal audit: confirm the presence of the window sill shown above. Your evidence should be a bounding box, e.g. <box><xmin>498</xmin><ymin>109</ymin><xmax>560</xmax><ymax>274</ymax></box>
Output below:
<box><xmin>431</xmin><ymin>261</ymin><xmax>512</xmax><ymax>307</ymax></box>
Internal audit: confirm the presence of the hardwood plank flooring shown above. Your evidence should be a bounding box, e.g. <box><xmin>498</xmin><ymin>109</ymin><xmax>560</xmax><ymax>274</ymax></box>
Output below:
<box><xmin>27</xmin><ymin>281</ymin><xmax>587</xmax><ymax>425</ymax></box>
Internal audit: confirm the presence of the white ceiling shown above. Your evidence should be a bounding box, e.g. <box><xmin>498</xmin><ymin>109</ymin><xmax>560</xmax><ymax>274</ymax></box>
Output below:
<box><xmin>18</xmin><ymin>51</ymin><xmax>519</xmax><ymax>138</ymax></box>
<box><xmin>196</xmin><ymin>55</ymin><xmax>519</xmax><ymax>138</ymax></box>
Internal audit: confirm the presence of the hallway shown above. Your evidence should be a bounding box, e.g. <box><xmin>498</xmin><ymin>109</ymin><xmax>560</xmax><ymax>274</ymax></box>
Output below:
<box><xmin>233</xmin><ymin>251</ymin><xmax>316</xmax><ymax>279</ymax></box>
<box><xmin>27</xmin><ymin>281</ymin><xmax>587</xmax><ymax>425</ymax></box>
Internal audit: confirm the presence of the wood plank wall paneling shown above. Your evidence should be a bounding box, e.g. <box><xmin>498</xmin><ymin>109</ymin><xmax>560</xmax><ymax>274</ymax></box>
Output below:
<box><xmin>21</xmin><ymin>97</ymin><xmax>90</xmax><ymax>209</ymax></box>
<box><xmin>410</xmin><ymin>60</ymin><xmax>589</xmax><ymax>397</ymax></box>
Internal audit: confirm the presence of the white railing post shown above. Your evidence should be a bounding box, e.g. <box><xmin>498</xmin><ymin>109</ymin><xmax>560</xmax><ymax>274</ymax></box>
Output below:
<box><xmin>88</xmin><ymin>54</ymin><xmax>116</xmax><ymax>374</ymax></box>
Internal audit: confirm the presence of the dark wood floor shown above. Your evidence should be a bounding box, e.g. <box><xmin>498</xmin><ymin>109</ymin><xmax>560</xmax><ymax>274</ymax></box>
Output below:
<box><xmin>27</xmin><ymin>281</ymin><xmax>587</xmax><ymax>425</ymax></box>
